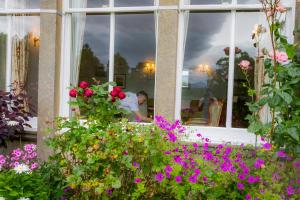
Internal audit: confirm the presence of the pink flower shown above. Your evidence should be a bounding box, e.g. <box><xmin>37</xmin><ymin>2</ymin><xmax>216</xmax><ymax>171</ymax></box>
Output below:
<box><xmin>269</xmin><ymin>50</ymin><xmax>289</xmax><ymax>64</ymax></box>
<box><xmin>175</xmin><ymin>176</ymin><xmax>182</xmax><ymax>183</ymax></box>
<box><xmin>189</xmin><ymin>175</ymin><xmax>198</xmax><ymax>184</ymax></box>
<box><xmin>277</xmin><ymin>151</ymin><xmax>286</xmax><ymax>158</ymax></box>
<box><xmin>164</xmin><ymin>165</ymin><xmax>173</xmax><ymax>173</ymax></box>
<box><xmin>30</xmin><ymin>162</ymin><xmax>39</xmax><ymax>170</ymax></box>
<box><xmin>167</xmin><ymin>133</ymin><xmax>177</xmax><ymax>143</ymax></box>
<box><xmin>253</xmin><ymin>158</ymin><xmax>265</xmax><ymax>169</ymax></box>
<box><xmin>11</xmin><ymin>149</ymin><xmax>22</xmax><ymax>157</ymax></box>
<box><xmin>79</xmin><ymin>81</ymin><xmax>89</xmax><ymax>89</ymax></box>
<box><xmin>69</xmin><ymin>89</ymin><xmax>78</xmax><ymax>98</ymax></box>
<box><xmin>135</xmin><ymin>178</ymin><xmax>142</xmax><ymax>184</ymax></box>
<box><xmin>262</xmin><ymin>142</ymin><xmax>271</xmax><ymax>150</ymax></box>
<box><xmin>286</xmin><ymin>186</ymin><xmax>295</xmax><ymax>196</ymax></box>
<box><xmin>155</xmin><ymin>173</ymin><xmax>164</xmax><ymax>183</ymax></box>
<box><xmin>239</xmin><ymin>60</ymin><xmax>250</xmax><ymax>70</ymax></box>
<box><xmin>194</xmin><ymin>169</ymin><xmax>201</xmax><ymax>176</ymax></box>
<box><xmin>83</xmin><ymin>89</ymin><xmax>93</xmax><ymax>97</ymax></box>
<box><xmin>246</xmin><ymin>194</ymin><xmax>251</xmax><ymax>200</ymax></box>
<box><xmin>294</xmin><ymin>161</ymin><xmax>300</xmax><ymax>168</ymax></box>
<box><xmin>276</xmin><ymin>3</ymin><xmax>287</xmax><ymax>13</ymax></box>
<box><xmin>237</xmin><ymin>182</ymin><xmax>244</xmax><ymax>190</ymax></box>
<box><xmin>202</xmin><ymin>176</ymin><xmax>207</xmax><ymax>182</ymax></box>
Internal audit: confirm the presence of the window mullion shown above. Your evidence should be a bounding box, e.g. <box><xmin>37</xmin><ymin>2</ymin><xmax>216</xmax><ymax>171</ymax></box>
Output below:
<box><xmin>108</xmin><ymin>13</ymin><xmax>115</xmax><ymax>91</ymax></box>
<box><xmin>5</xmin><ymin>15</ymin><xmax>12</xmax><ymax>91</ymax></box>
<box><xmin>225</xmin><ymin>10</ymin><xmax>236</xmax><ymax>128</ymax></box>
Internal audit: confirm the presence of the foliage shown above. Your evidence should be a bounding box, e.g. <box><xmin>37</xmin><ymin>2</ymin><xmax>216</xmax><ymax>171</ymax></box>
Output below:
<box><xmin>245</xmin><ymin>0</ymin><xmax>300</xmax><ymax>156</ymax></box>
<box><xmin>0</xmin><ymin>83</ymin><xmax>32</xmax><ymax>147</ymax></box>
<box><xmin>0</xmin><ymin>144</ymin><xmax>48</xmax><ymax>200</ymax></box>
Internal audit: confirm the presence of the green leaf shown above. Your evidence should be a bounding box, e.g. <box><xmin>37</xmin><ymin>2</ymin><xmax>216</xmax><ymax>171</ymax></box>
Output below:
<box><xmin>278</xmin><ymin>92</ymin><xmax>293</xmax><ymax>104</ymax></box>
<box><xmin>288</xmin><ymin>127</ymin><xmax>299</xmax><ymax>142</ymax></box>
<box><xmin>112</xmin><ymin>179</ymin><xmax>121</xmax><ymax>189</ymax></box>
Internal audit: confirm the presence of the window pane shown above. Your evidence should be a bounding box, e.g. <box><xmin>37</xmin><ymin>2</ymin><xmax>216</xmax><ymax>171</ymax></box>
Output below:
<box><xmin>181</xmin><ymin>12</ymin><xmax>231</xmax><ymax>127</ymax></box>
<box><xmin>11</xmin><ymin>15</ymin><xmax>40</xmax><ymax>116</ymax></box>
<box><xmin>8</xmin><ymin>0</ymin><xmax>41</xmax><ymax>9</ymax></box>
<box><xmin>190</xmin><ymin>0</ymin><xmax>231</xmax><ymax>5</ymax></box>
<box><xmin>237</xmin><ymin>0</ymin><xmax>289</xmax><ymax>4</ymax></box>
<box><xmin>115</xmin><ymin>14</ymin><xmax>156</xmax><ymax>119</ymax></box>
<box><xmin>0</xmin><ymin>0</ymin><xmax>5</xmax><ymax>9</ymax></box>
<box><xmin>115</xmin><ymin>0</ymin><xmax>153</xmax><ymax>7</ymax></box>
<box><xmin>70</xmin><ymin>0</ymin><xmax>109</xmax><ymax>8</ymax></box>
<box><xmin>72</xmin><ymin>14</ymin><xmax>110</xmax><ymax>85</ymax></box>
<box><xmin>0</xmin><ymin>16</ymin><xmax>7</xmax><ymax>91</ymax></box>
<box><xmin>233</xmin><ymin>12</ymin><xmax>269</xmax><ymax>128</ymax></box>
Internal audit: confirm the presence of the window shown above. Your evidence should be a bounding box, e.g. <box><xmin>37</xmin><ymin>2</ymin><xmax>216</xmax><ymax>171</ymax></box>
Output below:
<box><xmin>189</xmin><ymin>0</ymin><xmax>231</xmax><ymax>5</ymax></box>
<box><xmin>8</xmin><ymin>0</ymin><xmax>41</xmax><ymax>9</ymax></box>
<box><xmin>0</xmin><ymin>17</ymin><xmax>7</xmax><ymax>91</ymax></box>
<box><xmin>64</xmin><ymin>0</ymin><xmax>157</xmax><ymax>119</ymax></box>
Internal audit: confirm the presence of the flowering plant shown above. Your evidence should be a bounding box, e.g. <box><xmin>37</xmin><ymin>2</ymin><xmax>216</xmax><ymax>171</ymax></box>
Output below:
<box><xmin>0</xmin><ymin>144</ymin><xmax>48</xmax><ymax>199</ymax></box>
<box><xmin>68</xmin><ymin>81</ymin><xmax>126</xmax><ymax>128</ymax></box>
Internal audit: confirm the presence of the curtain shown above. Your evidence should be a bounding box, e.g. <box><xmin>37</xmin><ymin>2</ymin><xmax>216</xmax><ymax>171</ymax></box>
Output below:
<box><xmin>70</xmin><ymin>0</ymin><xmax>87</xmax><ymax>86</ymax></box>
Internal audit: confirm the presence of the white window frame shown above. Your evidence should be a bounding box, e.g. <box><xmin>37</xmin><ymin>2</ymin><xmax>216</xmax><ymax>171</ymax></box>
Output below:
<box><xmin>60</xmin><ymin>0</ymin><xmax>161</xmax><ymax>118</ymax></box>
<box><xmin>0</xmin><ymin>1</ymin><xmax>57</xmax><ymax>132</ymax></box>
<box><xmin>175</xmin><ymin>0</ymin><xmax>297</xmax><ymax>145</ymax></box>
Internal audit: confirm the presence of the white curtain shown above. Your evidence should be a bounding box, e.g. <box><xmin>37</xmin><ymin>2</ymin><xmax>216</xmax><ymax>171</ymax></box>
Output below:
<box><xmin>70</xmin><ymin>0</ymin><xmax>87</xmax><ymax>86</ymax></box>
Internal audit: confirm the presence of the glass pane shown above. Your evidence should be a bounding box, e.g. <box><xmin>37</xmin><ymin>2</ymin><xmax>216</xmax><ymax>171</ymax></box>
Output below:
<box><xmin>70</xmin><ymin>0</ymin><xmax>109</xmax><ymax>8</ymax></box>
<box><xmin>8</xmin><ymin>0</ymin><xmax>41</xmax><ymax>9</ymax></box>
<box><xmin>72</xmin><ymin>14</ymin><xmax>110</xmax><ymax>85</ymax></box>
<box><xmin>232</xmin><ymin>12</ymin><xmax>269</xmax><ymax>128</ymax></box>
<box><xmin>11</xmin><ymin>15</ymin><xmax>40</xmax><ymax>116</ymax></box>
<box><xmin>0</xmin><ymin>16</ymin><xmax>7</xmax><ymax>91</ymax></box>
<box><xmin>0</xmin><ymin>0</ymin><xmax>5</xmax><ymax>9</ymax></box>
<box><xmin>190</xmin><ymin>0</ymin><xmax>231</xmax><ymax>5</ymax></box>
<box><xmin>115</xmin><ymin>0</ymin><xmax>153</xmax><ymax>7</ymax></box>
<box><xmin>237</xmin><ymin>0</ymin><xmax>289</xmax><ymax>4</ymax></box>
<box><xmin>115</xmin><ymin>14</ymin><xmax>156</xmax><ymax>120</ymax></box>
<box><xmin>181</xmin><ymin>12</ymin><xmax>231</xmax><ymax>127</ymax></box>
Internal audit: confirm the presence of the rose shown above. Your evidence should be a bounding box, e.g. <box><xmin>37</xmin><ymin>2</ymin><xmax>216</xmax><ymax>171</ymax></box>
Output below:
<box><xmin>110</xmin><ymin>90</ymin><xmax>118</xmax><ymax>98</ymax></box>
<box><xmin>83</xmin><ymin>89</ymin><xmax>93</xmax><ymax>97</ymax></box>
<box><xmin>239</xmin><ymin>60</ymin><xmax>250</xmax><ymax>70</ymax></box>
<box><xmin>113</xmin><ymin>86</ymin><xmax>122</xmax><ymax>93</ymax></box>
<box><xmin>269</xmin><ymin>50</ymin><xmax>289</xmax><ymax>64</ymax></box>
<box><xmin>69</xmin><ymin>89</ymin><xmax>78</xmax><ymax>98</ymax></box>
<box><xmin>276</xmin><ymin>3</ymin><xmax>287</xmax><ymax>13</ymax></box>
<box><xmin>79</xmin><ymin>81</ymin><xmax>89</xmax><ymax>89</ymax></box>
<box><xmin>118</xmin><ymin>92</ymin><xmax>126</xmax><ymax>100</ymax></box>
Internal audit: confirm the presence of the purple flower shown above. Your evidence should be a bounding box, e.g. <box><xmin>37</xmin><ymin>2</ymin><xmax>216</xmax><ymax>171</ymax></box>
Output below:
<box><xmin>175</xmin><ymin>176</ymin><xmax>182</xmax><ymax>183</ymax></box>
<box><xmin>194</xmin><ymin>169</ymin><xmax>201</xmax><ymax>176</ymax></box>
<box><xmin>155</xmin><ymin>173</ymin><xmax>164</xmax><ymax>183</ymax></box>
<box><xmin>196</xmin><ymin>133</ymin><xmax>202</xmax><ymax>137</ymax></box>
<box><xmin>135</xmin><ymin>178</ymin><xmax>142</xmax><ymax>184</ymax></box>
<box><xmin>294</xmin><ymin>161</ymin><xmax>300</xmax><ymax>168</ymax></box>
<box><xmin>189</xmin><ymin>175</ymin><xmax>198</xmax><ymax>184</ymax></box>
<box><xmin>173</xmin><ymin>155</ymin><xmax>182</xmax><ymax>163</ymax></box>
<box><xmin>164</xmin><ymin>165</ymin><xmax>173</xmax><ymax>173</ymax></box>
<box><xmin>202</xmin><ymin>176</ymin><xmax>207</xmax><ymax>182</ymax></box>
<box><xmin>238</xmin><ymin>173</ymin><xmax>246</xmax><ymax>181</ymax></box>
<box><xmin>106</xmin><ymin>189</ymin><xmax>113</xmax><ymax>195</ymax></box>
<box><xmin>253</xmin><ymin>158</ymin><xmax>265</xmax><ymax>169</ymax></box>
<box><xmin>133</xmin><ymin>161</ymin><xmax>140</xmax><ymax>168</ymax></box>
<box><xmin>262</xmin><ymin>142</ymin><xmax>271</xmax><ymax>150</ymax></box>
<box><xmin>272</xmin><ymin>173</ymin><xmax>280</xmax><ymax>181</ymax></box>
<box><xmin>237</xmin><ymin>182</ymin><xmax>244</xmax><ymax>190</ymax></box>
<box><xmin>61</xmin><ymin>196</ymin><xmax>68</xmax><ymax>200</ymax></box>
<box><xmin>168</xmin><ymin>132</ymin><xmax>177</xmax><ymax>142</ymax></box>
<box><xmin>286</xmin><ymin>186</ymin><xmax>294</xmax><ymax>196</ymax></box>
<box><xmin>248</xmin><ymin>176</ymin><xmax>260</xmax><ymax>184</ymax></box>
<box><xmin>164</xmin><ymin>151</ymin><xmax>171</xmax><ymax>155</ymax></box>
<box><xmin>245</xmin><ymin>194</ymin><xmax>251</xmax><ymax>200</ymax></box>
<box><xmin>277</xmin><ymin>151</ymin><xmax>286</xmax><ymax>158</ymax></box>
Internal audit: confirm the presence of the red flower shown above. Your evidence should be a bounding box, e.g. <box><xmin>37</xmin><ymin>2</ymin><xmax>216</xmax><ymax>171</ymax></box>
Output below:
<box><xmin>79</xmin><ymin>81</ymin><xmax>89</xmax><ymax>89</ymax></box>
<box><xmin>113</xmin><ymin>86</ymin><xmax>122</xmax><ymax>93</ymax></box>
<box><xmin>111</xmin><ymin>97</ymin><xmax>116</xmax><ymax>102</ymax></box>
<box><xmin>118</xmin><ymin>92</ymin><xmax>126</xmax><ymax>100</ymax></box>
<box><xmin>83</xmin><ymin>89</ymin><xmax>93</xmax><ymax>97</ymax></box>
<box><xmin>110</xmin><ymin>90</ymin><xmax>118</xmax><ymax>97</ymax></box>
<box><xmin>69</xmin><ymin>89</ymin><xmax>78</xmax><ymax>98</ymax></box>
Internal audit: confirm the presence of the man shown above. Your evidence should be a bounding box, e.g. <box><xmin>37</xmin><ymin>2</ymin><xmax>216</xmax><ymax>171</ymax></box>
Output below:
<box><xmin>119</xmin><ymin>91</ymin><xmax>152</xmax><ymax>122</ymax></box>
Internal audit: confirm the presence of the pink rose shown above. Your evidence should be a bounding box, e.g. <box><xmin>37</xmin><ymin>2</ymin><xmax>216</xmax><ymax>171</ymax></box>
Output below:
<box><xmin>83</xmin><ymin>89</ymin><xmax>93</xmax><ymax>97</ymax></box>
<box><xmin>239</xmin><ymin>60</ymin><xmax>250</xmax><ymax>70</ymax></box>
<box><xmin>276</xmin><ymin>3</ymin><xmax>287</xmax><ymax>13</ymax></box>
<box><xmin>269</xmin><ymin>50</ymin><xmax>289</xmax><ymax>64</ymax></box>
<box><xmin>79</xmin><ymin>81</ymin><xmax>89</xmax><ymax>89</ymax></box>
<box><xmin>69</xmin><ymin>89</ymin><xmax>78</xmax><ymax>98</ymax></box>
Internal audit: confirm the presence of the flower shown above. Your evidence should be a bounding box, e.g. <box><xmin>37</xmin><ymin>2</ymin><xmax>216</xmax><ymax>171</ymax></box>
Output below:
<box><xmin>248</xmin><ymin>176</ymin><xmax>260</xmax><ymax>184</ymax></box>
<box><xmin>164</xmin><ymin>165</ymin><xmax>173</xmax><ymax>173</ymax></box>
<box><xmin>24</xmin><ymin>144</ymin><xmax>36</xmax><ymax>153</ymax></box>
<box><xmin>173</xmin><ymin>155</ymin><xmax>182</xmax><ymax>163</ymax></box>
<box><xmin>18</xmin><ymin>198</ymin><xmax>30</xmax><ymax>200</ymax></box>
<box><xmin>175</xmin><ymin>176</ymin><xmax>182</xmax><ymax>183</ymax></box>
<box><xmin>83</xmin><ymin>89</ymin><xmax>93</xmax><ymax>97</ymax></box>
<box><xmin>262</xmin><ymin>142</ymin><xmax>271</xmax><ymax>150</ymax></box>
<box><xmin>113</xmin><ymin>86</ymin><xmax>122</xmax><ymax>93</ymax></box>
<box><xmin>269</xmin><ymin>50</ymin><xmax>289</xmax><ymax>64</ymax></box>
<box><xmin>286</xmin><ymin>186</ymin><xmax>295</xmax><ymax>196</ymax></box>
<box><xmin>276</xmin><ymin>3</ymin><xmax>287</xmax><ymax>13</ymax></box>
<box><xmin>295</xmin><ymin>161</ymin><xmax>300</xmax><ymax>168</ymax></box>
<box><xmin>118</xmin><ymin>92</ymin><xmax>126</xmax><ymax>100</ymax></box>
<box><xmin>133</xmin><ymin>161</ymin><xmax>140</xmax><ymax>168</ymax></box>
<box><xmin>189</xmin><ymin>175</ymin><xmax>197</xmax><ymax>184</ymax></box>
<box><xmin>254</xmin><ymin>158</ymin><xmax>265</xmax><ymax>169</ymax></box>
<box><xmin>14</xmin><ymin>164</ymin><xmax>30</xmax><ymax>174</ymax></box>
<box><xmin>245</xmin><ymin>194</ymin><xmax>251</xmax><ymax>200</ymax></box>
<box><xmin>277</xmin><ymin>151</ymin><xmax>286</xmax><ymax>158</ymax></box>
<box><xmin>202</xmin><ymin>176</ymin><xmax>207</xmax><ymax>182</ymax></box>
<box><xmin>167</xmin><ymin>133</ymin><xmax>177</xmax><ymax>142</ymax></box>
<box><xmin>69</xmin><ymin>89</ymin><xmax>78</xmax><ymax>98</ymax></box>
<box><xmin>79</xmin><ymin>81</ymin><xmax>89</xmax><ymax>89</ymax></box>
<box><xmin>30</xmin><ymin>162</ymin><xmax>39</xmax><ymax>170</ymax></box>
<box><xmin>155</xmin><ymin>173</ymin><xmax>164</xmax><ymax>182</ymax></box>
<box><xmin>237</xmin><ymin>182</ymin><xmax>244</xmax><ymax>190</ymax></box>
<box><xmin>110</xmin><ymin>90</ymin><xmax>118</xmax><ymax>97</ymax></box>
<box><xmin>135</xmin><ymin>178</ymin><xmax>142</xmax><ymax>184</ymax></box>
<box><xmin>194</xmin><ymin>169</ymin><xmax>201</xmax><ymax>176</ymax></box>
<box><xmin>239</xmin><ymin>60</ymin><xmax>250</xmax><ymax>70</ymax></box>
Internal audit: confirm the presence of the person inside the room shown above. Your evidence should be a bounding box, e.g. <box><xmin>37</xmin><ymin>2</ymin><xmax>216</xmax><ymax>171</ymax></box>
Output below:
<box><xmin>119</xmin><ymin>90</ymin><xmax>152</xmax><ymax>122</ymax></box>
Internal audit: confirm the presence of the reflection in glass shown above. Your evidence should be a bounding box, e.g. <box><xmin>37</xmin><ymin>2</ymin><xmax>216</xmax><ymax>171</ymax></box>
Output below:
<box><xmin>8</xmin><ymin>0</ymin><xmax>41</xmax><ymax>9</ymax></box>
<box><xmin>0</xmin><ymin>0</ymin><xmax>4</xmax><ymax>9</ymax></box>
<box><xmin>70</xmin><ymin>0</ymin><xmax>109</xmax><ymax>8</ymax></box>
<box><xmin>115</xmin><ymin>14</ymin><xmax>156</xmax><ymax>118</ymax></box>
<box><xmin>233</xmin><ymin>12</ymin><xmax>269</xmax><ymax>128</ymax></box>
<box><xmin>181</xmin><ymin>12</ymin><xmax>231</xmax><ymax>127</ymax></box>
<box><xmin>74</xmin><ymin>15</ymin><xmax>110</xmax><ymax>84</ymax></box>
<box><xmin>11</xmin><ymin>16</ymin><xmax>40</xmax><ymax>116</ymax></box>
<box><xmin>237</xmin><ymin>0</ymin><xmax>289</xmax><ymax>4</ymax></box>
<box><xmin>190</xmin><ymin>0</ymin><xmax>231</xmax><ymax>5</ymax></box>
<box><xmin>0</xmin><ymin>17</ymin><xmax>7</xmax><ymax>91</ymax></box>
<box><xmin>115</xmin><ymin>0</ymin><xmax>153</xmax><ymax>7</ymax></box>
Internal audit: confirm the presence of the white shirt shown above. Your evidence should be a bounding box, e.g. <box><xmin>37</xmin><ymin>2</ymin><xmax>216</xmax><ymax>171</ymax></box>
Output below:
<box><xmin>119</xmin><ymin>92</ymin><xmax>139</xmax><ymax>112</ymax></box>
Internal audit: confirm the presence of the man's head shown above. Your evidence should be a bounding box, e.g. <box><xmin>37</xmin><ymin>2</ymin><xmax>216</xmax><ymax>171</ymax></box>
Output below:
<box><xmin>136</xmin><ymin>91</ymin><xmax>148</xmax><ymax>105</ymax></box>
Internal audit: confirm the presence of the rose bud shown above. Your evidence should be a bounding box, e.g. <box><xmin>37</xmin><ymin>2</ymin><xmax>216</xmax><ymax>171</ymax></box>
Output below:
<box><xmin>113</xmin><ymin>86</ymin><xmax>122</xmax><ymax>93</ymax></box>
<box><xmin>69</xmin><ymin>89</ymin><xmax>78</xmax><ymax>98</ymax></box>
<box><xmin>118</xmin><ymin>92</ymin><xmax>126</xmax><ymax>100</ymax></box>
<box><xmin>83</xmin><ymin>89</ymin><xmax>93</xmax><ymax>97</ymax></box>
<box><xmin>111</xmin><ymin>97</ymin><xmax>116</xmax><ymax>102</ymax></box>
<box><xmin>79</xmin><ymin>81</ymin><xmax>89</xmax><ymax>89</ymax></box>
<box><xmin>110</xmin><ymin>90</ymin><xmax>118</xmax><ymax>97</ymax></box>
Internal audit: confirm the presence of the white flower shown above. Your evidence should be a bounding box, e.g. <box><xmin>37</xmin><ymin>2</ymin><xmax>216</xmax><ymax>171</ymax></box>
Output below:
<box><xmin>0</xmin><ymin>197</ymin><xmax>6</xmax><ymax>200</ymax></box>
<box><xmin>18</xmin><ymin>198</ymin><xmax>30</xmax><ymax>200</ymax></box>
<box><xmin>14</xmin><ymin>164</ymin><xmax>30</xmax><ymax>174</ymax></box>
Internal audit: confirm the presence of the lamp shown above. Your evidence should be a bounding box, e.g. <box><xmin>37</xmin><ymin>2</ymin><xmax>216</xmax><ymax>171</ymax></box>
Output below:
<box><xmin>194</xmin><ymin>64</ymin><xmax>213</xmax><ymax>76</ymax></box>
<box><xmin>33</xmin><ymin>36</ymin><xmax>40</xmax><ymax>47</ymax></box>
<box><xmin>144</xmin><ymin>60</ymin><xmax>155</xmax><ymax>74</ymax></box>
